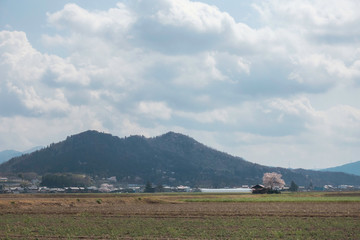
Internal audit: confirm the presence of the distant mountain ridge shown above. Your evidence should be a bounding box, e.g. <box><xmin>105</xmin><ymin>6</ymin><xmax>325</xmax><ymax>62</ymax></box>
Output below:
<box><xmin>0</xmin><ymin>150</ymin><xmax>22</xmax><ymax>164</ymax></box>
<box><xmin>321</xmin><ymin>161</ymin><xmax>360</xmax><ymax>176</ymax></box>
<box><xmin>0</xmin><ymin>147</ymin><xmax>43</xmax><ymax>164</ymax></box>
<box><xmin>1</xmin><ymin>130</ymin><xmax>360</xmax><ymax>187</ymax></box>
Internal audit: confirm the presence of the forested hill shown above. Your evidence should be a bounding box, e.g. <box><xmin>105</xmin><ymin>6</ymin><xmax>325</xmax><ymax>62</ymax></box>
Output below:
<box><xmin>1</xmin><ymin>130</ymin><xmax>359</xmax><ymax>187</ymax></box>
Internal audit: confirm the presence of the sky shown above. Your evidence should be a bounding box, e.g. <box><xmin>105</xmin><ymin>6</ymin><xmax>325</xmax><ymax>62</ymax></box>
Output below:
<box><xmin>1</xmin><ymin>0</ymin><xmax>360</xmax><ymax>169</ymax></box>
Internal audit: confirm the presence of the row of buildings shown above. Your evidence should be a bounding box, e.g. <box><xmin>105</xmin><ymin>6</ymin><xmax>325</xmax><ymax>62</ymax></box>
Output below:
<box><xmin>1</xmin><ymin>176</ymin><xmax>359</xmax><ymax>194</ymax></box>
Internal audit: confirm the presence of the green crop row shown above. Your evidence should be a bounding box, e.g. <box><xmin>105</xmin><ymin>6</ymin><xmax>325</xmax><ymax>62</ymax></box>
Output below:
<box><xmin>0</xmin><ymin>214</ymin><xmax>359</xmax><ymax>239</ymax></box>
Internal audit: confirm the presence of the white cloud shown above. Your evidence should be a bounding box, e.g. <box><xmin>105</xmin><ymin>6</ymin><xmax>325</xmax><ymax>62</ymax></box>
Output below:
<box><xmin>251</xmin><ymin>0</ymin><xmax>360</xmax><ymax>91</ymax></box>
<box><xmin>1</xmin><ymin>0</ymin><xmax>360</xmax><ymax>169</ymax></box>
<box><xmin>47</xmin><ymin>3</ymin><xmax>135</xmax><ymax>35</ymax></box>
<box><xmin>267</xmin><ymin>97</ymin><xmax>317</xmax><ymax>118</ymax></box>
<box><xmin>0</xmin><ymin>31</ymin><xmax>44</xmax><ymax>83</ymax></box>
<box><xmin>41</xmin><ymin>0</ymin><xmax>358</xmax><ymax>95</ymax></box>
<box><xmin>255</xmin><ymin>0</ymin><xmax>360</xmax><ymax>29</ymax></box>
<box><xmin>0</xmin><ymin>31</ymin><xmax>79</xmax><ymax>117</ymax></box>
<box><xmin>137</xmin><ymin>101</ymin><xmax>172</xmax><ymax>120</ymax></box>
<box><xmin>198</xmin><ymin>99</ymin><xmax>360</xmax><ymax>168</ymax></box>
<box><xmin>322</xmin><ymin>105</ymin><xmax>360</xmax><ymax>142</ymax></box>
<box><xmin>153</xmin><ymin>0</ymin><xmax>234</xmax><ymax>33</ymax></box>
<box><xmin>177</xmin><ymin>108</ymin><xmax>231</xmax><ymax>124</ymax></box>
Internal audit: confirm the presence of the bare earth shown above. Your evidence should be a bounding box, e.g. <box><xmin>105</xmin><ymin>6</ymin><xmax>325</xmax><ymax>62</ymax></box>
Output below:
<box><xmin>0</xmin><ymin>193</ymin><xmax>359</xmax><ymax>239</ymax></box>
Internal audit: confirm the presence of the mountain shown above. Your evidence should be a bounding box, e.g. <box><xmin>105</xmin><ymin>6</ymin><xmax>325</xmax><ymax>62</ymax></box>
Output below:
<box><xmin>1</xmin><ymin>130</ymin><xmax>359</xmax><ymax>187</ymax></box>
<box><xmin>321</xmin><ymin>161</ymin><xmax>360</xmax><ymax>176</ymax></box>
<box><xmin>0</xmin><ymin>147</ymin><xmax>43</xmax><ymax>164</ymax></box>
<box><xmin>0</xmin><ymin>150</ymin><xmax>22</xmax><ymax>164</ymax></box>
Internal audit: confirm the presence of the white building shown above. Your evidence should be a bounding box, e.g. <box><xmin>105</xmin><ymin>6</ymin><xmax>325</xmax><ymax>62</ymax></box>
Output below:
<box><xmin>200</xmin><ymin>188</ymin><xmax>252</xmax><ymax>193</ymax></box>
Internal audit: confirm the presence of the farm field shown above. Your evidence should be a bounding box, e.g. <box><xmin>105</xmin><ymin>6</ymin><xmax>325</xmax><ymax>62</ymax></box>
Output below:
<box><xmin>0</xmin><ymin>192</ymin><xmax>359</xmax><ymax>239</ymax></box>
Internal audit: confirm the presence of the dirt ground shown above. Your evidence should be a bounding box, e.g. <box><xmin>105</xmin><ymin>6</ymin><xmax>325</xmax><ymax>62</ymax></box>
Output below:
<box><xmin>1</xmin><ymin>193</ymin><xmax>360</xmax><ymax>239</ymax></box>
<box><xmin>1</xmin><ymin>193</ymin><xmax>359</xmax><ymax>217</ymax></box>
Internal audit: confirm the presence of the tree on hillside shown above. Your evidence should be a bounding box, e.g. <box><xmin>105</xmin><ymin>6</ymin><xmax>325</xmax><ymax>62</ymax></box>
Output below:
<box><xmin>289</xmin><ymin>180</ymin><xmax>298</xmax><ymax>192</ymax></box>
<box><xmin>41</xmin><ymin>173</ymin><xmax>92</xmax><ymax>188</ymax></box>
<box><xmin>262</xmin><ymin>172</ymin><xmax>285</xmax><ymax>190</ymax></box>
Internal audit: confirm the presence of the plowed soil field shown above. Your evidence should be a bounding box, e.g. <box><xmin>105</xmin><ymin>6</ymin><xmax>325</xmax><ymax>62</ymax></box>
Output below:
<box><xmin>0</xmin><ymin>192</ymin><xmax>359</xmax><ymax>239</ymax></box>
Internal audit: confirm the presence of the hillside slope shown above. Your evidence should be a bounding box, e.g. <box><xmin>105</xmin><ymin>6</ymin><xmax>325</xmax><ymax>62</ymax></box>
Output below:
<box><xmin>1</xmin><ymin>130</ymin><xmax>359</xmax><ymax>187</ymax></box>
<box><xmin>321</xmin><ymin>161</ymin><xmax>360</xmax><ymax>176</ymax></box>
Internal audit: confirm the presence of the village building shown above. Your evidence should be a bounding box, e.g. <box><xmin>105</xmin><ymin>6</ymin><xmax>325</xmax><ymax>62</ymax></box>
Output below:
<box><xmin>251</xmin><ymin>184</ymin><xmax>267</xmax><ymax>194</ymax></box>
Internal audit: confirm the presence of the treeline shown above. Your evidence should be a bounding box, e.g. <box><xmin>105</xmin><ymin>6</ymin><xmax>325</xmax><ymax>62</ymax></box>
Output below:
<box><xmin>41</xmin><ymin>173</ymin><xmax>92</xmax><ymax>187</ymax></box>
